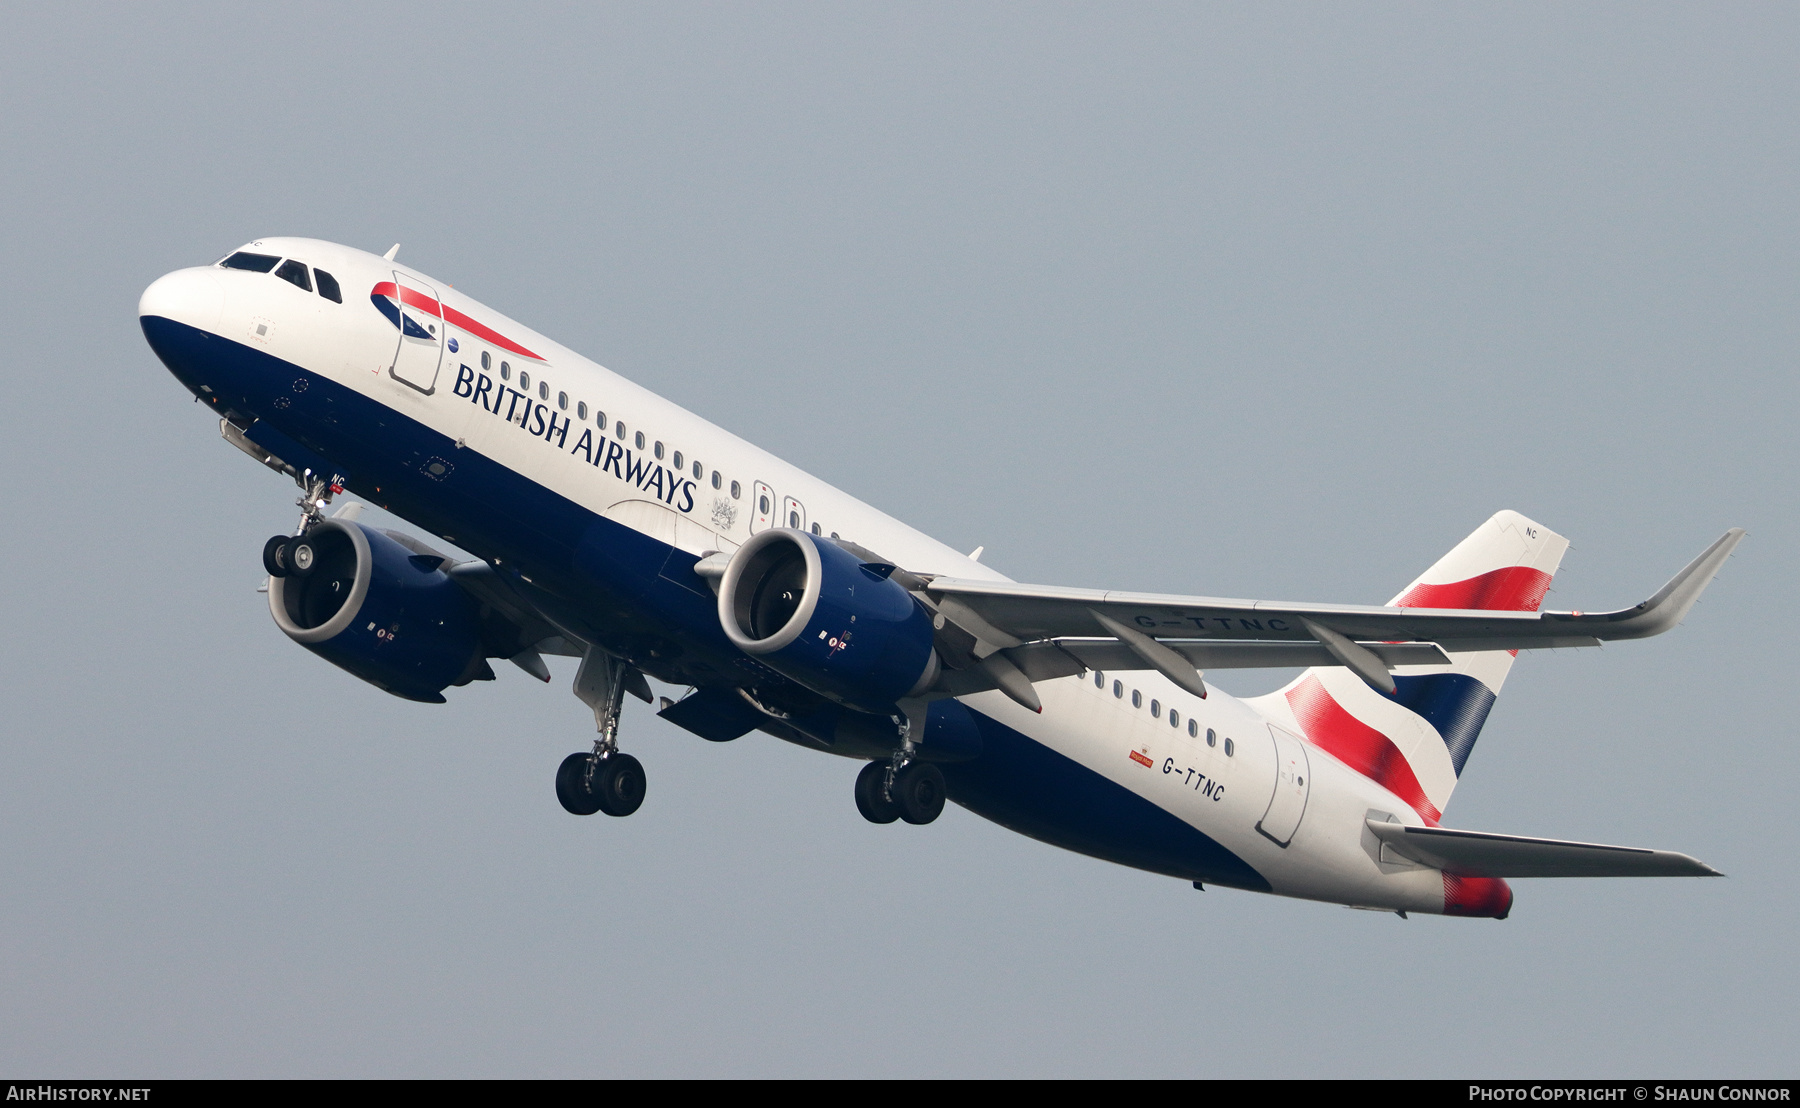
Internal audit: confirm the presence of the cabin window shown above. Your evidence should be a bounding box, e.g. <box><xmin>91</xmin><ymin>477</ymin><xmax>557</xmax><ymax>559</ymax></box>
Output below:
<box><xmin>314</xmin><ymin>269</ymin><xmax>342</xmax><ymax>303</ymax></box>
<box><xmin>1150</xmin><ymin>699</ymin><xmax>1161</xmax><ymax>719</ymax></box>
<box><xmin>594</xmin><ymin>410</ymin><xmax>606</xmax><ymax>427</ymax></box>
<box><xmin>672</xmin><ymin>451</ymin><xmax>684</xmax><ymax>471</ymax></box>
<box><xmin>831</xmin><ymin>531</ymin><xmax>840</xmax><ymax>539</ymax></box>
<box><xmin>500</xmin><ymin>361</ymin><xmax>511</xmax><ymax>381</ymax></box>
<box><xmin>1206</xmin><ymin>728</ymin><xmax>1217</xmax><ymax>748</ymax></box>
<box><xmin>1113</xmin><ymin>680</ymin><xmax>1123</xmax><ymax>698</ymax></box>
<box><xmin>654</xmin><ymin>441</ymin><xmax>665</xmax><ymax>460</ymax></box>
<box><xmin>693</xmin><ymin>461</ymin><xmax>703</xmax><ymax>480</ymax></box>
<box><xmin>1224</xmin><ymin>738</ymin><xmax>1235</xmax><ymax>757</ymax></box>
<box><xmin>712</xmin><ymin>471</ymin><xmax>723</xmax><ymax>490</ymax></box>
<box><xmin>1131</xmin><ymin>690</ymin><xmax>1142</xmax><ymax>708</ymax></box>
<box><xmin>811</xmin><ymin>523</ymin><xmax>821</xmax><ymax>535</ymax></box>
<box><xmin>577</xmin><ymin>401</ymin><xmax>588</xmax><ymax>420</ymax></box>
<box><xmin>539</xmin><ymin>382</ymin><xmax>549</xmax><ymax>401</ymax></box>
<box><xmin>635</xmin><ymin>431</ymin><xmax>645</xmax><ymax>449</ymax></box>
<box><xmin>730</xmin><ymin>481</ymin><xmax>741</xmax><ymax>499</ymax></box>
<box><xmin>1093</xmin><ymin>671</ymin><xmax>1105</xmax><ymax>688</ymax></box>
<box><xmin>558</xmin><ymin>391</ymin><xmax>568</xmax><ymax>411</ymax></box>
<box><xmin>1169</xmin><ymin>709</ymin><xmax>1179</xmax><ymax>728</ymax></box>
<box><xmin>759</xmin><ymin>495</ymin><xmax>771</xmax><ymax>514</ymax></box>
<box><xmin>481</xmin><ymin>351</ymin><xmax>492</xmax><ymax>370</ymax></box>
<box><xmin>519</xmin><ymin>371</ymin><xmax>532</xmax><ymax>391</ymax></box>
<box><xmin>1188</xmin><ymin>719</ymin><xmax>1199</xmax><ymax>738</ymax></box>
<box><xmin>274</xmin><ymin>259</ymin><xmax>311</xmax><ymax>292</ymax></box>
<box><xmin>787</xmin><ymin>510</ymin><xmax>799</xmax><ymax>528</ymax></box>
<box><xmin>617</xmin><ymin>422</ymin><xmax>626</xmax><ymax>440</ymax></box>
<box><xmin>220</xmin><ymin>251</ymin><xmax>280</xmax><ymax>272</ymax></box>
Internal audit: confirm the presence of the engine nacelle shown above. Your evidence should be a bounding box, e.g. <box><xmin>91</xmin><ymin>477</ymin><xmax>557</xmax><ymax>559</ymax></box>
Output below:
<box><xmin>719</xmin><ymin>529</ymin><xmax>938</xmax><ymax>714</ymax></box>
<box><xmin>269</xmin><ymin>519</ymin><xmax>485</xmax><ymax>703</ymax></box>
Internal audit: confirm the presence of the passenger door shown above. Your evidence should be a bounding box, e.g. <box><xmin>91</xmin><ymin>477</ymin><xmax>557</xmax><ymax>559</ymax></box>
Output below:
<box><xmin>389</xmin><ymin>272</ymin><xmax>445</xmax><ymax>393</ymax></box>
<box><xmin>1256</xmin><ymin>724</ymin><xmax>1311</xmax><ymax>847</ymax></box>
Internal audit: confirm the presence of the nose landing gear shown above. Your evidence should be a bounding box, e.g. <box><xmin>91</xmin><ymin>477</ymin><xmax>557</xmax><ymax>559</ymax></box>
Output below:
<box><xmin>260</xmin><ymin>472</ymin><xmax>344</xmax><ymax>578</ymax></box>
<box><xmin>262</xmin><ymin>533</ymin><xmax>319</xmax><ymax>577</ymax></box>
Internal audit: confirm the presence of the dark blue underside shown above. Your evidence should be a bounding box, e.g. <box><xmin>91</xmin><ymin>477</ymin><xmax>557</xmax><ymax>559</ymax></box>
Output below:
<box><xmin>143</xmin><ymin>315</ymin><xmax>1266</xmax><ymax>889</ymax></box>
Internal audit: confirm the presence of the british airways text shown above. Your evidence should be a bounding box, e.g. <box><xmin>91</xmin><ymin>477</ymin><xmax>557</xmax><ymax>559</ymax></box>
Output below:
<box><xmin>452</xmin><ymin>365</ymin><xmax>697</xmax><ymax>512</ymax></box>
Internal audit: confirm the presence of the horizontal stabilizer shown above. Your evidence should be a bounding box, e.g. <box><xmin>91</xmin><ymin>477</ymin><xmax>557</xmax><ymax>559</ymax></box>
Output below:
<box><xmin>1366</xmin><ymin>820</ymin><xmax>1721</xmax><ymax>878</ymax></box>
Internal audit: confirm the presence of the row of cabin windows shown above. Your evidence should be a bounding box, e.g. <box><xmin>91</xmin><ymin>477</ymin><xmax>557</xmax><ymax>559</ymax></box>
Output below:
<box><xmin>220</xmin><ymin>251</ymin><xmax>342</xmax><ymax>303</ymax></box>
<box><xmin>1092</xmin><ymin>671</ymin><xmax>1234</xmax><ymax>756</ymax></box>
<box><xmin>479</xmin><ymin>342</ymin><xmax>847</xmax><ymax>540</ymax></box>
<box><xmin>472</xmin><ymin>350</ymin><xmax>775</xmax><ymax>514</ymax></box>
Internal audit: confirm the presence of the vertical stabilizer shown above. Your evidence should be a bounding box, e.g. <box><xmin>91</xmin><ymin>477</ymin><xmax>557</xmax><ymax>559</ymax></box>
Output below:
<box><xmin>1245</xmin><ymin>511</ymin><xmax>1568</xmax><ymax>823</ymax></box>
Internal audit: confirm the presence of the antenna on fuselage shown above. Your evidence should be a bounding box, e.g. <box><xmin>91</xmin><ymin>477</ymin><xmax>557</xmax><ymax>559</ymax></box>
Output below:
<box><xmin>382</xmin><ymin>243</ymin><xmax>400</xmax><ymax>261</ymax></box>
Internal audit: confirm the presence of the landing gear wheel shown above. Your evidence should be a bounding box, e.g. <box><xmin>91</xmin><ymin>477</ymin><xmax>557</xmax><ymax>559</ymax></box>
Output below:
<box><xmin>556</xmin><ymin>752</ymin><xmax>604</xmax><ymax>815</ymax></box>
<box><xmin>593</xmin><ymin>752</ymin><xmax>646</xmax><ymax>817</ymax></box>
<box><xmin>283</xmin><ymin>535</ymin><xmax>319</xmax><ymax>577</ymax></box>
<box><xmin>854</xmin><ymin>760</ymin><xmax>901</xmax><ymax>824</ymax></box>
<box><xmin>893</xmin><ymin>762</ymin><xmax>946</xmax><ymax>825</ymax></box>
<box><xmin>262</xmin><ymin>535</ymin><xmax>293</xmax><ymax>577</ymax></box>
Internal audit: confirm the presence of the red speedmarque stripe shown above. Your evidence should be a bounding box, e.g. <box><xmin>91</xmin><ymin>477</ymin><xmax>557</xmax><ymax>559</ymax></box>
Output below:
<box><xmin>1286</xmin><ymin>675</ymin><xmax>1442</xmax><ymax>824</ymax></box>
<box><xmin>1394</xmin><ymin>565</ymin><xmax>1552</xmax><ymax>612</ymax></box>
<box><xmin>371</xmin><ymin>281</ymin><xmax>545</xmax><ymax>362</ymax></box>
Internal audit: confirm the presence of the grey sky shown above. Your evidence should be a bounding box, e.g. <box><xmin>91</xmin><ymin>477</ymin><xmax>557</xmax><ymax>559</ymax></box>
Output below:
<box><xmin>0</xmin><ymin>3</ymin><xmax>1793</xmax><ymax>1076</ymax></box>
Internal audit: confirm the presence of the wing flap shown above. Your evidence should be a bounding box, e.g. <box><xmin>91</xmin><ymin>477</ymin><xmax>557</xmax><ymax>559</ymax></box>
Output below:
<box><xmin>1365</xmin><ymin>820</ymin><xmax>1721</xmax><ymax>878</ymax></box>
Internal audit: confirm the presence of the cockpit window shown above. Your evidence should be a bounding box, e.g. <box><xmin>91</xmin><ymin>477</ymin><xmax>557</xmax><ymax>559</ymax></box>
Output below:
<box><xmin>314</xmin><ymin>268</ymin><xmax>342</xmax><ymax>303</ymax></box>
<box><xmin>274</xmin><ymin>259</ymin><xmax>313</xmax><ymax>292</ymax></box>
<box><xmin>220</xmin><ymin>251</ymin><xmax>280</xmax><ymax>273</ymax></box>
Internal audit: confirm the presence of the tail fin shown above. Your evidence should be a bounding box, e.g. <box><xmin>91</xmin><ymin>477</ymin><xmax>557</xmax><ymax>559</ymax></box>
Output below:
<box><xmin>1245</xmin><ymin>511</ymin><xmax>1568</xmax><ymax>823</ymax></box>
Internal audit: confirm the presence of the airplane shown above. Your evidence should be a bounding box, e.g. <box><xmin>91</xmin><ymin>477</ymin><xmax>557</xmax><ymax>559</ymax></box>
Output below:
<box><xmin>138</xmin><ymin>237</ymin><xmax>1743</xmax><ymax>920</ymax></box>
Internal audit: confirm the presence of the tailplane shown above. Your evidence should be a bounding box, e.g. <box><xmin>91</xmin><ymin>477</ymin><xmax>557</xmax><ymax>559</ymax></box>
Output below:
<box><xmin>1245</xmin><ymin>510</ymin><xmax>1569</xmax><ymax>823</ymax></box>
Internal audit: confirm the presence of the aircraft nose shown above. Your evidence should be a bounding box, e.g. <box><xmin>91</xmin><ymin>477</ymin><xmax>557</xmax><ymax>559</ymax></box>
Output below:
<box><xmin>139</xmin><ymin>266</ymin><xmax>224</xmax><ymax>332</ymax></box>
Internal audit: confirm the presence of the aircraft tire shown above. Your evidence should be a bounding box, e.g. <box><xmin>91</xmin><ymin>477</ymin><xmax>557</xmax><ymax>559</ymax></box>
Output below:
<box><xmin>284</xmin><ymin>535</ymin><xmax>319</xmax><ymax>578</ymax></box>
<box><xmin>894</xmin><ymin>762</ymin><xmax>946</xmax><ymax>826</ymax></box>
<box><xmin>262</xmin><ymin>535</ymin><xmax>292</xmax><ymax>577</ymax></box>
<box><xmin>593</xmin><ymin>753</ymin><xmax>647</xmax><ymax>817</ymax></box>
<box><xmin>854</xmin><ymin>760</ymin><xmax>900</xmax><ymax>825</ymax></box>
<box><xmin>555</xmin><ymin>752</ymin><xmax>604</xmax><ymax>816</ymax></box>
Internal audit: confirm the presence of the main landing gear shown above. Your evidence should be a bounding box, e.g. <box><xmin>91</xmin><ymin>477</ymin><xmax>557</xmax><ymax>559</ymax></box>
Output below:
<box><xmin>854</xmin><ymin>707</ymin><xmax>945</xmax><ymax>825</ymax></box>
<box><xmin>556</xmin><ymin>749</ymin><xmax>646</xmax><ymax>817</ymax></box>
<box><xmin>557</xmin><ymin>648</ymin><xmax>647</xmax><ymax>818</ymax></box>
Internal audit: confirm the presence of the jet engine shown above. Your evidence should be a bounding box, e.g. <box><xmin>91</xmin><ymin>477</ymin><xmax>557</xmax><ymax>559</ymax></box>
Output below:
<box><xmin>718</xmin><ymin>529</ymin><xmax>938</xmax><ymax>714</ymax></box>
<box><xmin>268</xmin><ymin>519</ymin><xmax>487</xmax><ymax>703</ymax></box>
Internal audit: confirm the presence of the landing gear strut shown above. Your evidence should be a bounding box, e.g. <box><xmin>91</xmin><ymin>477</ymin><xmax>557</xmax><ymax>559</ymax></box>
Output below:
<box><xmin>854</xmin><ymin>706</ymin><xmax>945</xmax><ymax>825</ymax></box>
<box><xmin>261</xmin><ymin>472</ymin><xmax>342</xmax><ymax>578</ymax></box>
<box><xmin>557</xmin><ymin>648</ymin><xmax>648</xmax><ymax>817</ymax></box>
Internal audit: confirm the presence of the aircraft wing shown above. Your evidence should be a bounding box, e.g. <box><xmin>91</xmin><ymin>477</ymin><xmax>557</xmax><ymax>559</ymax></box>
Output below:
<box><xmin>924</xmin><ymin>528</ymin><xmax>1742</xmax><ymax>653</ymax></box>
<box><xmin>1365</xmin><ymin>820</ymin><xmax>1722</xmax><ymax>878</ymax></box>
<box><xmin>909</xmin><ymin>528</ymin><xmax>1741</xmax><ymax>705</ymax></box>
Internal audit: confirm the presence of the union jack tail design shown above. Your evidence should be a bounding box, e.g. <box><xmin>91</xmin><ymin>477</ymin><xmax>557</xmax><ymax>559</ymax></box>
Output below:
<box><xmin>1246</xmin><ymin>510</ymin><xmax>1569</xmax><ymax>826</ymax></box>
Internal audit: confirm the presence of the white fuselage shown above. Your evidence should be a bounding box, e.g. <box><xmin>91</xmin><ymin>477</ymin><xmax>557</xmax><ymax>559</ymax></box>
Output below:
<box><xmin>141</xmin><ymin>236</ymin><xmax>1465</xmax><ymax>916</ymax></box>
